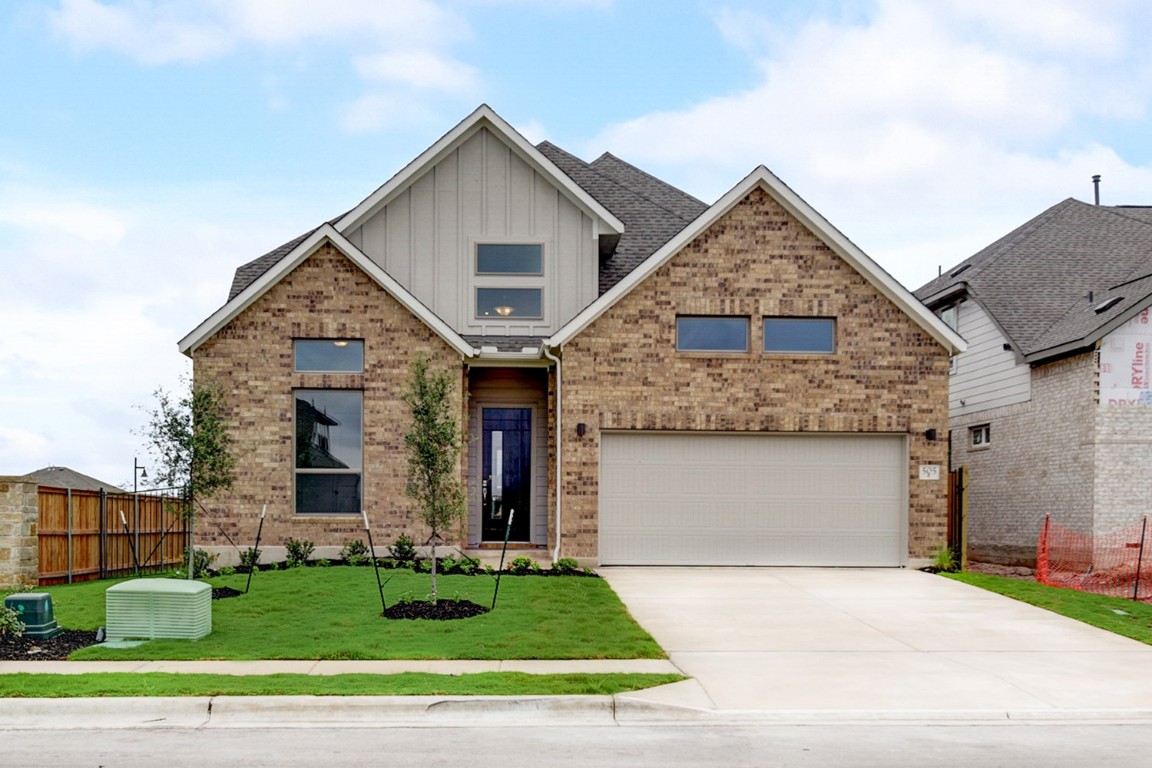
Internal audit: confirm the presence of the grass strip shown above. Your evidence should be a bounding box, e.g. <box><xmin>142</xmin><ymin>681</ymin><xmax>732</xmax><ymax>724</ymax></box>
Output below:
<box><xmin>37</xmin><ymin>567</ymin><xmax>664</xmax><ymax>661</ymax></box>
<box><xmin>945</xmin><ymin>572</ymin><xmax>1152</xmax><ymax>645</ymax></box>
<box><xmin>0</xmin><ymin>672</ymin><xmax>685</xmax><ymax>698</ymax></box>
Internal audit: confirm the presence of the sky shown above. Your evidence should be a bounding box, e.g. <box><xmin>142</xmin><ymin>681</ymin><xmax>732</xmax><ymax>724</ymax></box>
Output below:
<box><xmin>3</xmin><ymin>0</ymin><xmax>1152</xmax><ymax>487</ymax></box>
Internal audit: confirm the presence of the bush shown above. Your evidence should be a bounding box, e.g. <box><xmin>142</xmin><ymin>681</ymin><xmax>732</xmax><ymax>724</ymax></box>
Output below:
<box><xmin>0</xmin><ymin>605</ymin><xmax>25</xmax><ymax>640</ymax></box>
<box><xmin>389</xmin><ymin>533</ymin><xmax>418</xmax><ymax>564</ymax></box>
<box><xmin>551</xmin><ymin>557</ymin><xmax>580</xmax><ymax>575</ymax></box>
<box><xmin>216</xmin><ymin>565</ymin><xmax>236</xmax><ymax>577</ymax></box>
<box><xmin>340</xmin><ymin>539</ymin><xmax>371</xmax><ymax>566</ymax></box>
<box><xmin>179</xmin><ymin>547</ymin><xmax>218</xmax><ymax>579</ymax></box>
<box><xmin>507</xmin><ymin>555</ymin><xmax>541</xmax><ymax>575</ymax></box>
<box><xmin>240</xmin><ymin>546</ymin><xmax>261</xmax><ymax>571</ymax></box>
<box><xmin>933</xmin><ymin>546</ymin><xmax>959</xmax><ymax>573</ymax></box>
<box><xmin>285</xmin><ymin>538</ymin><xmax>315</xmax><ymax>568</ymax></box>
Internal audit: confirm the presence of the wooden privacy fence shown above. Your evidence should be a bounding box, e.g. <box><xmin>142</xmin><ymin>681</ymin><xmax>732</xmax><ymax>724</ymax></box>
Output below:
<box><xmin>37</xmin><ymin>486</ymin><xmax>190</xmax><ymax>585</ymax></box>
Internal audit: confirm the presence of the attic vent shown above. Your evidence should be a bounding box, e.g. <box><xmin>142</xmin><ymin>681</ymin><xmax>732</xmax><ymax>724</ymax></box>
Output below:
<box><xmin>1094</xmin><ymin>296</ymin><xmax>1123</xmax><ymax>314</ymax></box>
<box><xmin>949</xmin><ymin>264</ymin><xmax>972</xmax><ymax>278</ymax></box>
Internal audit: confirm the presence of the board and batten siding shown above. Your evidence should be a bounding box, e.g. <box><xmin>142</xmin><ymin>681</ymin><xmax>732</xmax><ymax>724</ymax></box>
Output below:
<box><xmin>950</xmin><ymin>298</ymin><xmax>1030</xmax><ymax>416</ymax></box>
<box><xmin>346</xmin><ymin>127</ymin><xmax>599</xmax><ymax>335</ymax></box>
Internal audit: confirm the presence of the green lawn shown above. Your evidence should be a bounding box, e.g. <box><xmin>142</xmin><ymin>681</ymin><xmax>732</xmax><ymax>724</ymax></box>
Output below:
<box><xmin>0</xmin><ymin>671</ymin><xmax>685</xmax><ymax>698</ymax></box>
<box><xmin>40</xmin><ymin>567</ymin><xmax>665</xmax><ymax>661</ymax></box>
<box><xmin>945</xmin><ymin>571</ymin><xmax>1152</xmax><ymax>645</ymax></box>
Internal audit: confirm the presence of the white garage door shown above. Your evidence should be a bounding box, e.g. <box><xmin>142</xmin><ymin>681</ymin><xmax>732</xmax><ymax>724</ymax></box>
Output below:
<box><xmin>599</xmin><ymin>432</ymin><xmax>907</xmax><ymax>566</ymax></box>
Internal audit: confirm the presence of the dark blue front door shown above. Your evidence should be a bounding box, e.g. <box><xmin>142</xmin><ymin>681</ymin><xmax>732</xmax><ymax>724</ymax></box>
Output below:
<box><xmin>482</xmin><ymin>408</ymin><xmax>531</xmax><ymax>541</ymax></box>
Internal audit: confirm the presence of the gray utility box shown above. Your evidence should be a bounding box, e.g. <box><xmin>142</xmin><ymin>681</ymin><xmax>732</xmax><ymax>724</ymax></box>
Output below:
<box><xmin>105</xmin><ymin>579</ymin><xmax>212</xmax><ymax>642</ymax></box>
<box><xmin>3</xmin><ymin>593</ymin><xmax>63</xmax><ymax>640</ymax></box>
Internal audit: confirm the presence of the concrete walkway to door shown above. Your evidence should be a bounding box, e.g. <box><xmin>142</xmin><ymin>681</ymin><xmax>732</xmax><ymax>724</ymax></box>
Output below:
<box><xmin>601</xmin><ymin>567</ymin><xmax>1152</xmax><ymax>721</ymax></box>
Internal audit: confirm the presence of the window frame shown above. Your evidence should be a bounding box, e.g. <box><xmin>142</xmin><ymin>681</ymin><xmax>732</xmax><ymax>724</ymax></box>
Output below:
<box><xmin>969</xmin><ymin>424</ymin><xmax>991</xmax><ymax>450</ymax></box>
<box><xmin>475</xmin><ymin>243</ymin><xmax>544</xmax><ymax>276</ymax></box>
<box><xmin>293</xmin><ymin>389</ymin><xmax>364</xmax><ymax>516</ymax></box>
<box><xmin>293</xmin><ymin>339</ymin><xmax>364</xmax><ymax>373</ymax></box>
<box><xmin>675</xmin><ymin>316</ymin><xmax>751</xmax><ymax>353</ymax></box>
<box><xmin>762</xmin><ymin>317</ymin><xmax>836</xmax><ymax>354</ymax></box>
<box><xmin>475</xmin><ymin>287</ymin><xmax>545</xmax><ymax>320</ymax></box>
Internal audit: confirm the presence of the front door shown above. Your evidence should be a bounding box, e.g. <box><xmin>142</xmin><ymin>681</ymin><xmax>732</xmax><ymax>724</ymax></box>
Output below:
<box><xmin>481</xmin><ymin>408</ymin><xmax>531</xmax><ymax>542</ymax></box>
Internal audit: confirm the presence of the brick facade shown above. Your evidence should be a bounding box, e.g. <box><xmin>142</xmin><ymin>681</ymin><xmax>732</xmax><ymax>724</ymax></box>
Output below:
<box><xmin>560</xmin><ymin>188</ymin><xmax>951</xmax><ymax>561</ymax></box>
<box><xmin>948</xmin><ymin>351</ymin><xmax>1096</xmax><ymax>565</ymax></box>
<box><xmin>192</xmin><ymin>243</ymin><xmax>465</xmax><ymax>557</ymax></box>
<box><xmin>0</xmin><ymin>477</ymin><xmax>39</xmax><ymax>588</ymax></box>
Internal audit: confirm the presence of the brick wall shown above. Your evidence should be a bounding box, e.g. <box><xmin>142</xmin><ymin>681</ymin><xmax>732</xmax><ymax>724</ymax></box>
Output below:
<box><xmin>0</xmin><ymin>477</ymin><xmax>38</xmax><ymax>588</ymax></box>
<box><xmin>192</xmin><ymin>242</ymin><xmax>465</xmax><ymax>556</ymax></box>
<box><xmin>949</xmin><ymin>351</ymin><xmax>1096</xmax><ymax>565</ymax></box>
<box><xmin>560</xmin><ymin>187</ymin><xmax>951</xmax><ymax>561</ymax></box>
<box><xmin>1094</xmin><ymin>379</ymin><xmax>1152</xmax><ymax>534</ymax></box>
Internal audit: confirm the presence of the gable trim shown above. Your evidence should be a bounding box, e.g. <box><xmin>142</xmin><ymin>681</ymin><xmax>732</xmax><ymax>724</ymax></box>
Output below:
<box><xmin>334</xmin><ymin>105</ymin><xmax>625</xmax><ymax>237</ymax></box>
<box><xmin>548</xmin><ymin>166</ymin><xmax>967</xmax><ymax>354</ymax></box>
<box><xmin>178</xmin><ymin>224</ymin><xmax>475</xmax><ymax>358</ymax></box>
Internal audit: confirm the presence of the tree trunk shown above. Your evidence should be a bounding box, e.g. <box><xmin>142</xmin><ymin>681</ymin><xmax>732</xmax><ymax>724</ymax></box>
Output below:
<box><xmin>430</xmin><ymin>538</ymin><xmax>438</xmax><ymax>605</ymax></box>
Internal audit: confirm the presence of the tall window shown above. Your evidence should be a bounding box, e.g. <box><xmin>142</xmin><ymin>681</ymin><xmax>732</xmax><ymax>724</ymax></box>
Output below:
<box><xmin>676</xmin><ymin>316</ymin><xmax>750</xmax><ymax>352</ymax></box>
<box><xmin>763</xmin><ymin>318</ymin><xmax>835</xmax><ymax>353</ymax></box>
<box><xmin>474</xmin><ymin>243</ymin><xmax>545</xmax><ymax>320</ymax></box>
<box><xmin>295</xmin><ymin>390</ymin><xmax>362</xmax><ymax>515</ymax></box>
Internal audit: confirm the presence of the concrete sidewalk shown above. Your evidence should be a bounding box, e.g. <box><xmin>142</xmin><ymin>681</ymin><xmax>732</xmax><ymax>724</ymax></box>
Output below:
<box><xmin>4</xmin><ymin>567</ymin><xmax>1152</xmax><ymax>728</ymax></box>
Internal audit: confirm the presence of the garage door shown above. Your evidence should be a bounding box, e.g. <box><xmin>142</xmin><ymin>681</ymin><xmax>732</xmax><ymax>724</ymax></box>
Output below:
<box><xmin>599</xmin><ymin>433</ymin><xmax>906</xmax><ymax>566</ymax></box>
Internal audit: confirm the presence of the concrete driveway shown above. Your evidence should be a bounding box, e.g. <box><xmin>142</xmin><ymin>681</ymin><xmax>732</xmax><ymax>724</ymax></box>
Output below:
<box><xmin>600</xmin><ymin>567</ymin><xmax>1152</xmax><ymax>719</ymax></box>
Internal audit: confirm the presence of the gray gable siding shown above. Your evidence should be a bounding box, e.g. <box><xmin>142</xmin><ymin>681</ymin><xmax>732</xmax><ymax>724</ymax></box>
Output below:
<box><xmin>950</xmin><ymin>299</ymin><xmax>1030</xmax><ymax>417</ymax></box>
<box><xmin>346</xmin><ymin>128</ymin><xmax>598</xmax><ymax>335</ymax></box>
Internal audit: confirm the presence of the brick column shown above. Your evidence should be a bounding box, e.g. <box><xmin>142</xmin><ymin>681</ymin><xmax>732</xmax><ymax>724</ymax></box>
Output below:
<box><xmin>0</xmin><ymin>476</ymin><xmax>38</xmax><ymax>588</ymax></box>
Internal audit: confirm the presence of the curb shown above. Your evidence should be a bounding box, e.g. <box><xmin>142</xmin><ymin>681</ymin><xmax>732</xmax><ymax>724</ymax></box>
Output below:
<box><xmin>5</xmin><ymin>695</ymin><xmax>1152</xmax><ymax>729</ymax></box>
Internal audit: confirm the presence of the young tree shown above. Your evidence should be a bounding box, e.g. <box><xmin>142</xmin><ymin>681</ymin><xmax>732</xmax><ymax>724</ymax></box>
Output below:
<box><xmin>140</xmin><ymin>375</ymin><xmax>236</xmax><ymax>578</ymax></box>
<box><xmin>403</xmin><ymin>356</ymin><xmax>467</xmax><ymax>604</ymax></box>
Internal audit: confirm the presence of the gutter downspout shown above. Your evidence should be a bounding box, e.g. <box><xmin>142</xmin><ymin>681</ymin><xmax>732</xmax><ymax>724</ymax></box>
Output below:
<box><xmin>542</xmin><ymin>344</ymin><xmax>562</xmax><ymax>563</ymax></box>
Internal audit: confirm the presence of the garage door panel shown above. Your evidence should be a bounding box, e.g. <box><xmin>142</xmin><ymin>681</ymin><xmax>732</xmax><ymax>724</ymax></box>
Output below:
<box><xmin>599</xmin><ymin>433</ymin><xmax>906</xmax><ymax>566</ymax></box>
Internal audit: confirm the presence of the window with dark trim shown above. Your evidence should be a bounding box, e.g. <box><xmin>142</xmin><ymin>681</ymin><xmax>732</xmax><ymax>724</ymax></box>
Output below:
<box><xmin>295</xmin><ymin>390</ymin><xmax>363</xmax><ymax>515</ymax></box>
<box><xmin>763</xmin><ymin>318</ymin><xmax>835</xmax><ymax>353</ymax></box>
<box><xmin>676</xmin><ymin>316</ymin><xmax>750</xmax><ymax>352</ymax></box>
<box><xmin>294</xmin><ymin>340</ymin><xmax>364</xmax><ymax>373</ymax></box>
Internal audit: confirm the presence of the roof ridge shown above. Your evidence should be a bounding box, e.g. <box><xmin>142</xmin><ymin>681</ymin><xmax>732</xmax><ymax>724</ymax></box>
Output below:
<box><xmin>591</xmin><ymin>151</ymin><xmax>707</xmax><ymax>208</ymax></box>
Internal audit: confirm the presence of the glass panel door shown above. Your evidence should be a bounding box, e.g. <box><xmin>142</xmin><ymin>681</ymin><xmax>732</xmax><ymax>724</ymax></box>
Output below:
<box><xmin>482</xmin><ymin>408</ymin><xmax>531</xmax><ymax>541</ymax></box>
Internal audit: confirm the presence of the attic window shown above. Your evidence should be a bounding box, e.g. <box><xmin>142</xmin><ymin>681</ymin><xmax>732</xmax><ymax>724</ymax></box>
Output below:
<box><xmin>949</xmin><ymin>264</ymin><xmax>972</xmax><ymax>278</ymax></box>
<box><xmin>476</xmin><ymin>244</ymin><xmax>543</xmax><ymax>275</ymax></box>
<box><xmin>1094</xmin><ymin>296</ymin><xmax>1123</xmax><ymax>314</ymax></box>
<box><xmin>294</xmin><ymin>340</ymin><xmax>364</xmax><ymax>372</ymax></box>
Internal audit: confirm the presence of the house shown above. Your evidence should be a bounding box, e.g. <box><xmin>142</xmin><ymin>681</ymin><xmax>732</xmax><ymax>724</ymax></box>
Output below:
<box><xmin>180</xmin><ymin>105</ymin><xmax>963</xmax><ymax>567</ymax></box>
<box><xmin>24</xmin><ymin>466</ymin><xmax>125</xmax><ymax>493</ymax></box>
<box><xmin>916</xmin><ymin>198</ymin><xmax>1152</xmax><ymax>566</ymax></box>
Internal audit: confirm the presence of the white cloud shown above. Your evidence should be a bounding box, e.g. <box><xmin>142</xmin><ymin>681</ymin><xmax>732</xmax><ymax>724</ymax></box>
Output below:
<box><xmin>48</xmin><ymin>0</ymin><xmax>479</xmax><ymax>128</ymax></box>
<box><xmin>0</xmin><ymin>427</ymin><xmax>52</xmax><ymax>470</ymax></box>
<box><xmin>355</xmin><ymin>51</ymin><xmax>480</xmax><ymax>94</ymax></box>
<box><xmin>587</xmin><ymin>1</ymin><xmax>1152</xmax><ymax>288</ymax></box>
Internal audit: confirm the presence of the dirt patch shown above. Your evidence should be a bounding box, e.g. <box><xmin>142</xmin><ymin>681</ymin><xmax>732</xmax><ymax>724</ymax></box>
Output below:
<box><xmin>965</xmin><ymin>561</ymin><xmax>1036</xmax><ymax>580</ymax></box>
<box><xmin>0</xmin><ymin>629</ymin><xmax>98</xmax><ymax>661</ymax></box>
<box><xmin>383</xmin><ymin>599</ymin><xmax>489</xmax><ymax>620</ymax></box>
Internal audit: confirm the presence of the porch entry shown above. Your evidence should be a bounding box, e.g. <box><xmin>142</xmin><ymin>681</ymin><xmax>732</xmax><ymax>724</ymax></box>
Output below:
<box><xmin>481</xmin><ymin>407</ymin><xmax>532</xmax><ymax>542</ymax></box>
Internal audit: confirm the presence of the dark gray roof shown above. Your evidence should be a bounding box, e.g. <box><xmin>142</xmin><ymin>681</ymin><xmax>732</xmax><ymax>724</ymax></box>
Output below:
<box><xmin>916</xmin><ymin>199</ymin><xmax>1152</xmax><ymax>360</ymax></box>
<box><xmin>26</xmin><ymin>466</ymin><xmax>125</xmax><ymax>492</ymax></box>
<box><xmin>537</xmin><ymin>142</ymin><xmax>707</xmax><ymax>293</ymax></box>
<box><xmin>224</xmin><ymin>140</ymin><xmax>705</xmax><ymax>322</ymax></box>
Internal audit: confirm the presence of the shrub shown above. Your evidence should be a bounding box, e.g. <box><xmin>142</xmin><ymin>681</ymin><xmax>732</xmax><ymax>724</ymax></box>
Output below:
<box><xmin>0</xmin><ymin>605</ymin><xmax>25</xmax><ymax>640</ymax></box>
<box><xmin>239</xmin><ymin>546</ymin><xmax>261</xmax><ymax>571</ymax></box>
<box><xmin>315</xmin><ymin>558</ymin><xmax>331</xmax><ymax>568</ymax></box>
<box><xmin>438</xmin><ymin>555</ymin><xmax>458</xmax><ymax>574</ymax></box>
<box><xmin>508</xmin><ymin>555</ymin><xmax>541</xmax><ymax>575</ymax></box>
<box><xmin>389</xmin><ymin>533</ymin><xmax>418</xmax><ymax>564</ymax></box>
<box><xmin>340</xmin><ymin>539</ymin><xmax>371</xmax><ymax>566</ymax></box>
<box><xmin>551</xmin><ymin>557</ymin><xmax>580</xmax><ymax>575</ymax></box>
<box><xmin>179</xmin><ymin>547</ymin><xmax>218</xmax><ymax>579</ymax></box>
<box><xmin>933</xmin><ymin>546</ymin><xmax>959</xmax><ymax>573</ymax></box>
<box><xmin>216</xmin><ymin>565</ymin><xmax>236</xmax><ymax>577</ymax></box>
<box><xmin>285</xmin><ymin>538</ymin><xmax>315</xmax><ymax>568</ymax></box>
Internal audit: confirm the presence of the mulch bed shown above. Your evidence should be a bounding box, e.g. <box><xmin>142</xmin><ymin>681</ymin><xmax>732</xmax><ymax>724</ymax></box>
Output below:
<box><xmin>383</xmin><ymin>599</ymin><xmax>489</xmax><ymax>620</ymax></box>
<box><xmin>0</xmin><ymin>629</ymin><xmax>99</xmax><ymax>661</ymax></box>
<box><xmin>212</xmin><ymin>586</ymin><xmax>243</xmax><ymax>599</ymax></box>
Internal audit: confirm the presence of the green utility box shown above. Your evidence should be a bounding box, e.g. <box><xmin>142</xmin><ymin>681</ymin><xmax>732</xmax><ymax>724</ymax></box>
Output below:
<box><xmin>3</xmin><ymin>593</ymin><xmax>63</xmax><ymax>640</ymax></box>
<box><xmin>105</xmin><ymin>579</ymin><xmax>212</xmax><ymax>641</ymax></box>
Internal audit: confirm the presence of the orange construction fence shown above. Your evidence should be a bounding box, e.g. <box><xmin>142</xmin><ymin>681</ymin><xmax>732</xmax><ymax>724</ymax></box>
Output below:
<box><xmin>1036</xmin><ymin>515</ymin><xmax>1151</xmax><ymax>601</ymax></box>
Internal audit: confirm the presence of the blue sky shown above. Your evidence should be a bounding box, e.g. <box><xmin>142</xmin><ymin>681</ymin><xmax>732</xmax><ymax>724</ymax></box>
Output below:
<box><xmin>3</xmin><ymin>0</ymin><xmax>1152</xmax><ymax>486</ymax></box>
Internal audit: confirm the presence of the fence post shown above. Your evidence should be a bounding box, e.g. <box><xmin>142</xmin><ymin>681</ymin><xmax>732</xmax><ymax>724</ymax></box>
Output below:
<box><xmin>66</xmin><ymin>487</ymin><xmax>73</xmax><ymax>584</ymax></box>
<box><xmin>1036</xmin><ymin>514</ymin><xmax>1050</xmax><ymax>585</ymax></box>
<box><xmin>1134</xmin><ymin>516</ymin><xmax>1147</xmax><ymax>602</ymax></box>
<box><xmin>98</xmin><ymin>488</ymin><xmax>107</xmax><ymax>580</ymax></box>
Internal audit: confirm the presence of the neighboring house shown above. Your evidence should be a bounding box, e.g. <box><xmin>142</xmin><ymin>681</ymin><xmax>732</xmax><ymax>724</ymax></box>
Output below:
<box><xmin>916</xmin><ymin>198</ymin><xmax>1152</xmax><ymax>566</ymax></box>
<box><xmin>181</xmin><ymin>105</ymin><xmax>963</xmax><ymax>567</ymax></box>
<box><xmin>24</xmin><ymin>466</ymin><xmax>124</xmax><ymax>492</ymax></box>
